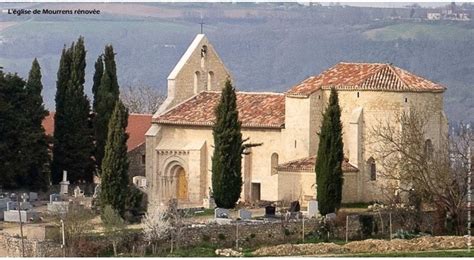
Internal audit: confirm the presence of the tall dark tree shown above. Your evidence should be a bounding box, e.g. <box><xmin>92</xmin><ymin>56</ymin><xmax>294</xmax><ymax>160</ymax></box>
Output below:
<box><xmin>315</xmin><ymin>88</ymin><xmax>344</xmax><ymax>215</ymax></box>
<box><xmin>94</xmin><ymin>45</ymin><xmax>120</xmax><ymax>171</ymax></box>
<box><xmin>92</xmin><ymin>55</ymin><xmax>103</xmax><ymax>112</ymax></box>
<box><xmin>100</xmin><ymin>101</ymin><xmax>129</xmax><ymax>217</ymax></box>
<box><xmin>0</xmin><ymin>72</ymin><xmax>28</xmax><ymax>188</ymax></box>
<box><xmin>23</xmin><ymin>59</ymin><xmax>50</xmax><ymax>190</ymax></box>
<box><xmin>211</xmin><ymin>79</ymin><xmax>260</xmax><ymax>209</ymax></box>
<box><xmin>51</xmin><ymin>37</ymin><xmax>95</xmax><ymax>184</ymax></box>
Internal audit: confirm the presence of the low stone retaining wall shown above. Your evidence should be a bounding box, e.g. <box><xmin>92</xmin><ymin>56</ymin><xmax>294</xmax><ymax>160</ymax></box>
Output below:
<box><xmin>174</xmin><ymin>218</ymin><xmax>319</xmax><ymax>249</ymax></box>
<box><xmin>0</xmin><ymin>232</ymin><xmax>62</xmax><ymax>257</ymax></box>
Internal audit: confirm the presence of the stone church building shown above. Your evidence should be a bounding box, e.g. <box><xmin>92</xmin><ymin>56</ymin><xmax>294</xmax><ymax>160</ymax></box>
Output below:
<box><xmin>146</xmin><ymin>34</ymin><xmax>448</xmax><ymax>208</ymax></box>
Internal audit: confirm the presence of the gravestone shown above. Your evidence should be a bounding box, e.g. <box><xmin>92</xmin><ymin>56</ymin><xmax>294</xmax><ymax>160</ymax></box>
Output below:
<box><xmin>47</xmin><ymin>201</ymin><xmax>69</xmax><ymax>214</ymax></box>
<box><xmin>265</xmin><ymin>205</ymin><xmax>276</xmax><ymax>217</ymax></box>
<box><xmin>50</xmin><ymin>193</ymin><xmax>61</xmax><ymax>203</ymax></box>
<box><xmin>3</xmin><ymin>210</ymin><xmax>38</xmax><ymax>223</ymax></box>
<box><xmin>9</xmin><ymin>193</ymin><xmax>17</xmax><ymax>201</ymax></box>
<box><xmin>60</xmin><ymin>170</ymin><xmax>70</xmax><ymax>195</ymax></box>
<box><xmin>21</xmin><ymin>193</ymin><xmax>29</xmax><ymax>202</ymax></box>
<box><xmin>6</xmin><ymin>201</ymin><xmax>17</xmax><ymax>211</ymax></box>
<box><xmin>73</xmin><ymin>186</ymin><xmax>84</xmax><ymax>198</ymax></box>
<box><xmin>307</xmin><ymin>200</ymin><xmax>318</xmax><ymax>218</ymax></box>
<box><xmin>29</xmin><ymin>192</ymin><xmax>38</xmax><ymax>201</ymax></box>
<box><xmin>0</xmin><ymin>198</ymin><xmax>10</xmax><ymax>221</ymax></box>
<box><xmin>214</xmin><ymin>208</ymin><xmax>229</xmax><ymax>219</ymax></box>
<box><xmin>289</xmin><ymin>201</ymin><xmax>300</xmax><ymax>212</ymax></box>
<box><xmin>239</xmin><ymin>209</ymin><xmax>252</xmax><ymax>220</ymax></box>
<box><xmin>0</xmin><ymin>198</ymin><xmax>10</xmax><ymax>209</ymax></box>
<box><xmin>325</xmin><ymin>213</ymin><xmax>337</xmax><ymax>221</ymax></box>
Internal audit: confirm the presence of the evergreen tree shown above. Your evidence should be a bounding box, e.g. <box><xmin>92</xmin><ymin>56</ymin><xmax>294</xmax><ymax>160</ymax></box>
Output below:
<box><xmin>23</xmin><ymin>59</ymin><xmax>50</xmax><ymax>190</ymax></box>
<box><xmin>92</xmin><ymin>55</ymin><xmax>103</xmax><ymax>112</ymax></box>
<box><xmin>51</xmin><ymin>45</ymin><xmax>73</xmax><ymax>184</ymax></box>
<box><xmin>0</xmin><ymin>72</ymin><xmax>28</xmax><ymax>188</ymax></box>
<box><xmin>315</xmin><ymin>88</ymin><xmax>344</xmax><ymax>215</ymax></box>
<box><xmin>51</xmin><ymin>37</ymin><xmax>95</xmax><ymax>184</ymax></box>
<box><xmin>211</xmin><ymin>79</ymin><xmax>259</xmax><ymax>209</ymax></box>
<box><xmin>94</xmin><ymin>45</ymin><xmax>120</xmax><ymax>171</ymax></box>
<box><xmin>100</xmin><ymin>101</ymin><xmax>129</xmax><ymax>217</ymax></box>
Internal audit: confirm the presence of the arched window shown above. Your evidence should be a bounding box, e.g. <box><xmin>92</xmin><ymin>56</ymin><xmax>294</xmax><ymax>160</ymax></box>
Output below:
<box><xmin>424</xmin><ymin>139</ymin><xmax>433</xmax><ymax>160</ymax></box>
<box><xmin>194</xmin><ymin>71</ymin><xmax>201</xmax><ymax>94</ymax></box>
<box><xmin>207</xmin><ymin>71</ymin><xmax>214</xmax><ymax>90</ymax></box>
<box><xmin>271</xmin><ymin>153</ymin><xmax>279</xmax><ymax>175</ymax></box>
<box><xmin>367</xmin><ymin>157</ymin><xmax>376</xmax><ymax>181</ymax></box>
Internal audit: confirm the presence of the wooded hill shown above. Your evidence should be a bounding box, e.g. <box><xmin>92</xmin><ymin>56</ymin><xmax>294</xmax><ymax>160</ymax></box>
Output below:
<box><xmin>0</xmin><ymin>3</ymin><xmax>472</xmax><ymax>122</ymax></box>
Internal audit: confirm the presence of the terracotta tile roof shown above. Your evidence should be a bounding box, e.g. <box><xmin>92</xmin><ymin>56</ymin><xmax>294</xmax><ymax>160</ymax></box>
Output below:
<box><xmin>43</xmin><ymin>112</ymin><xmax>55</xmax><ymax>137</ymax></box>
<box><xmin>287</xmin><ymin>62</ymin><xmax>445</xmax><ymax>96</ymax></box>
<box><xmin>155</xmin><ymin>91</ymin><xmax>285</xmax><ymax>129</ymax></box>
<box><xmin>277</xmin><ymin>156</ymin><xmax>359</xmax><ymax>173</ymax></box>
<box><xmin>125</xmin><ymin>113</ymin><xmax>153</xmax><ymax>152</ymax></box>
<box><xmin>42</xmin><ymin>112</ymin><xmax>152</xmax><ymax>152</ymax></box>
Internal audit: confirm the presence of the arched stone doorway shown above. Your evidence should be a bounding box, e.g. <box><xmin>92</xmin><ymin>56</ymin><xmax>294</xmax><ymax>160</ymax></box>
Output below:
<box><xmin>176</xmin><ymin>167</ymin><xmax>188</xmax><ymax>200</ymax></box>
<box><xmin>169</xmin><ymin>164</ymin><xmax>188</xmax><ymax>201</ymax></box>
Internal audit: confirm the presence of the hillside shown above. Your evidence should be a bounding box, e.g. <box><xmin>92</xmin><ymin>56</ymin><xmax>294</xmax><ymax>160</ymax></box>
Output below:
<box><xmin>0</xmin><ymin>3</ymin><xmax>472</xmax><ymax>122</ymax></box>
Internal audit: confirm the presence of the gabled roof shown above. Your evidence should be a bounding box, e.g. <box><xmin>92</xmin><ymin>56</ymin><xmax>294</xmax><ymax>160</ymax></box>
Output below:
<box><xmin>168</xmin><ymin>34</ymin><xmax>206</xmax><ymax>80</ymax></box>
<box><xmin>42</xmin><ymin>112</ymin><xmax>152</xmax><ymax>152</ymax></box>
<box><xmin>287</xmin><ymin>62</ymin><xmax>445</xmax><ymax>96</ymax></box>
<box><xmin>155</xmin><ymin>91</ymin><xmax>285</xmax><ymax>129</ymax></box>
<box><xmin>277</xmin><ymin>156</ymin><xmax>359</xmax><ymax>173</ymax></box>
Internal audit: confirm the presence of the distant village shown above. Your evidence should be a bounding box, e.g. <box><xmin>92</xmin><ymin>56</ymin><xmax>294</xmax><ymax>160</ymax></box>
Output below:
<box><xmin>426</xmin><ymin>2</ymin><xmax>471</xmax><ymax>21</ymax></box>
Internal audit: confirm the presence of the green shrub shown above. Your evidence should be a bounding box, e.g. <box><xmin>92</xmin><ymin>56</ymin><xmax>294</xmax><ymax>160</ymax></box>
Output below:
<box><xmin>250</xmin><ymin>233</ymin><xmax>256</xmax><ymax>239</ymax></box>
<box><xmin>218</xmin><ymin>233</ymin><xmax>226</xmax><ymax>240</ymax></box>
<box><xmin>202</xmin><ymin>234</ymin><xmax>210</xmax><ymax>242</ymax></box>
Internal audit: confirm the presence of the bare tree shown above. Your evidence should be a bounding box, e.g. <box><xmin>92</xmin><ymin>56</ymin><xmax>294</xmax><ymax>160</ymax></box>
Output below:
<box><xmin>370</xmin><ymin>108</ymin><xmax>472</xmax><ymax>234</ymax></box>
<box><xmin>142</xmin><ymin>202</ymin><xmax>171</xmax><ymax>255</ymax></box>
<box><xmin>167</xmin><ymin>199</ymin><xmax>192</xmax><ymax>253</ymax></box>
<box><xmin>120</xmin><ymin>85</ymin><xmax>165</xmax><ymax>114</ymax></box>
<box><xmin>49</xmin><ymin>204</ymin><xmax>95</xmax><ymax>256</ymax></box>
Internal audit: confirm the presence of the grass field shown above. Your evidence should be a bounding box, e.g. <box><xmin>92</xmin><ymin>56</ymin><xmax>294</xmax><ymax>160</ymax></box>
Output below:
<box><xmin>364</xmin><ymin>23</ymin><xmax>474</xmax><ymax>41</ymax></box>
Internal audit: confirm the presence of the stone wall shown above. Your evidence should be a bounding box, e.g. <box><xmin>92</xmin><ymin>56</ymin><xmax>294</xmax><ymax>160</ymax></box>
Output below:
<box><xmin>0</xmin><ymin>232</ymin><xmax>63</xmax><ymax>257</ymax></box>
<box><xmin>128</xmin><ymin>144</ymin><xmax>146</xmax><ymax>179</ymax></box>
<box><xmin>175</xmin><ymin>219</ymin><xmax>319</xmax><ymax>249</ymax></box>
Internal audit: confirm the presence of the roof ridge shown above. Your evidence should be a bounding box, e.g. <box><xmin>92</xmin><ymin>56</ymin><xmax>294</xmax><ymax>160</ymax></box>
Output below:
<box><xmin>354</xmin><ymin>63</ymin><xmax>389</xmax><ymax>87</ymax></box>
<box><xmin>340</xmin><ymin>61</ymin><xmax>388</xmax><ymax>66</ymax></box>
<box><xmin>386</xmin><ymin>64</ymin><xmax>409</xmax><ymax>89</ymax></box>
<box><xmin>236</xmin><ymin>91</ymin><xmax>284</xmax><ymax>96</ymax></box>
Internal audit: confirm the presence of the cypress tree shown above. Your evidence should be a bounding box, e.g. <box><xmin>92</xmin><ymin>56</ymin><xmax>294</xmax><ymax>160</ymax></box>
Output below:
<box><xmin>92</xmin><ymin>55</ymin><xmax>103</xmax><ymax>112</ymax></box>
<box><xmin>100</xmin><ymin>101</ymin><xmax>129</xmax><ymax>217</ymax></box>
<box><xmin>51</xmin><ymin>45</ymin><xmax>73</xmax><ymax>184</ymax></box>
<box><xmin>211</xmin><ymin>79</ymin><xmax>259</xmax><ymax>209</ymax></box>
<box><xmin>315</xmin><ymin>88</ymin><xmax>344</xmax><ymax>215</ymax></box>
<box><xmin>94</xmin><ymin>45</ymin><xmax>120</xmax><ymax>171</ymax></box>
<box><xmin>51</xmin><ymin>37</ymin><xmax>95</xmax><ymax>184</ymax></box>
<box><xmin>23</xmin><ymin>59</ymin><xmax>50</xmax><ymax>190</ymax></box>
